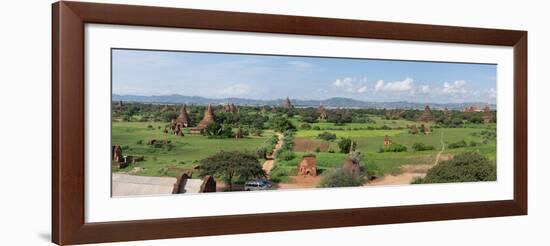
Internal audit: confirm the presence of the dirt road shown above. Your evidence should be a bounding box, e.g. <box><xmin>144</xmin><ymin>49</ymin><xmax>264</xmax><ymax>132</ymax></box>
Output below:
<box><xmin>262</xmin><ymin>133</ymin><xmax>284</xmax><ymax>174</ymax></box>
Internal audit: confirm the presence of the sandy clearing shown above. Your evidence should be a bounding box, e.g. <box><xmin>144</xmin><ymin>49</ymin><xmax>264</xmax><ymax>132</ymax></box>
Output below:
<box><xmin>369</xmin><ymin>172</ymin><xmax>426</xmax><ymax>185</ymax></box>
<box><xmin>276</xmin><ymin>175</ymin><xmax>322</xmax><ymax>189</ymax></box>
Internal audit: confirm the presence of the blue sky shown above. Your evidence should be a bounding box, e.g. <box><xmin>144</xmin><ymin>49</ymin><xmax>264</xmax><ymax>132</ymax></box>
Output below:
<box><xmin>112</xmin><ymin>49</ymin><xmax>497</xmax><ymax>103</ymax></box>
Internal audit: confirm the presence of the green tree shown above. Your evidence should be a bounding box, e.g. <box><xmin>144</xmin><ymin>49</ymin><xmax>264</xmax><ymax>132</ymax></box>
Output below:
<box><xmin>319</xmin><ymin>168</ymin><xmax>365</xmax><ymax>188</ymax></box>
<box><xmin>269</xmin><ymin>116</ymin><xmax>296</xmax><ymax>132</ymax></box>
<box><xmin>412</xmin><ymin>142</ymin><xmax>435</xmax><ymax>151</ymax></box>
<box><xmin>300</xmin><ymin>123</ymin><xmax>312</xmax><ymax>130</ymax></box>
<box><xmin>199</xmin><ymin>151</ymin><xmax>266</xmax><ymax>191</ymax></box>
<box><xmin>203</xmin><ymin>122</ymin><xmax>234</xmax><ymax>138</ymax></box>
<box><xmin>317</xmin><ymin>131</ymin><xmax>336</xmax><ymax>141</ymax></box>
<box><xmin>412</xmin><ymin>152</ymin><xmax>496</xmax><ymax>184</ymax></box>
<box><xmin>338</xmin><ymin>138</ymin><xmax>353</xmax><ymax>153</ymax></box>
<box><xmin>161</xmin><ymin>111</ymin><xmax>178</xmax><ymax>122</ymax></box>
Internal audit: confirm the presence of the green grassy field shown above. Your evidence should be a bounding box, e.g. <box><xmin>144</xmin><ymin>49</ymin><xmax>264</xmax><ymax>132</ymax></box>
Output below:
<box><xmin>112</xmin><ymin>116</ymin><xmax>496</xmax><ymax>182</ymax></box>
<box><xmin>285</xmin><ymin>124</ymin><xmax>496</xmax><ymax>177</ymax></box>
<box><xmin>112</xmin><ymin>122</ymin><xmax>272</xmax><ymax>177</ymax></box>
<box><xmin>290</xmin><ymin>115</ymin><xmax>417</xmax><ymax>130</ymax></box>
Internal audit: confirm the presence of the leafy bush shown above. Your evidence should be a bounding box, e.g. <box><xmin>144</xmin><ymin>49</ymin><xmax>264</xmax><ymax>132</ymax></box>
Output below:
<box><xmin>412</xmin><ymin>142</ymin><xmax>435</xmax><ymax>151</ymax></box>
<box><xmin>317</xmin><ymin>131</ymin><xmax>337</xmax><ymax>141</ymax></box>
<box><xmin>256</xmin><ymin>147</ymin><xmax>268</xmax><ymax>159</ymax></box>
<box><xmin>473</xmin><ymin>129</ymin><xmax>497</xmax><ymax>141</ymax></box>
<box><xmin>469</xmin><ymin>141</ymin><xmax>482</xmax><ymax>147</ymax></box>
<box><xmin>300</xmin><ymin>123</ymin><xmax>312</xmax><ymax>130</ymax></box>
<box><xmin>165</xmin><ymin>143</ymin><xmax>174</xmax><ymax>151</ymax></box>
<box><xmin>269</xmin><ymin>165</ymin><xmax>290</xmax><ymax>183</ymax></box>
<box><xmin>378</xmin><ymin>143</ymin><xmax>407</xmax><ymax>153</ymax></box>
<box><xmin>312</xmin><ymin>126</ymin><xmax>321</xmax><ymax>130</ymax></box>
<box><xmin>318</xmin><ymin>168</ymin><xmax>365</xmax><ymax>188</ymax></box>
<box><xmin>448</xmin><ymin>140</ymin><xmax>467</xmax><ymax>149</ymax></box>
<box><xmin>412</xmin><ymin>152</ymin><xmax>496</xmax><ymax>184</ymax></box>
<box><xmin>161</xmin><ymin>111</ymin><xmax>178</xmax><ymax>122</ymax></box>
<box><xmin>276</xmin><ymin>149</ymin><xmax>295</xmax><ymax>161</ymax></box>
<box><xmin>269</xmin><ymin>135</ymin><xmax>279</xmax><ymax>145</ymax></box>
<box><xmin>203</xmin><ymin>122</ymin><xmax>234</xmax><ymax>138</ymax></box>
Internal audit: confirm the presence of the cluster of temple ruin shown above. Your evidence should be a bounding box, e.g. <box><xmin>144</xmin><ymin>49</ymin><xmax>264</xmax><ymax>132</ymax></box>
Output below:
<box><xmin>148</xmin><ymin>97</ymin><xmax>494</xmax><ymax>139</ymax></box>
<box><xmin>113</xmin><ymin>97</ymin><xmax>495</xmax><ymax>193</ymax></box>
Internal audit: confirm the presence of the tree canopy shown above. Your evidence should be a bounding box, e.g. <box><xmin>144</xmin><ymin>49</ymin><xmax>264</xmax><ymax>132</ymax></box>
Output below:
<box><xmin>412</xmin><ymin>152</ymin><xmax>496</xmax><ymax>184</ymax></box>
<box><xmin>269</xmin><ymin>116</ymin><xmax>296</xmax><ymax>132</ymax></box>
<box><xmin>199</xmin><ymin>151</ymin><xmax>266</xmax><ymax>191</ymax></box>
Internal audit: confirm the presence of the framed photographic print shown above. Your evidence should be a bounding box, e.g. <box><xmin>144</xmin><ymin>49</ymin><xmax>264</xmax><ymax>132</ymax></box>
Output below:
<box><xmin>52</xmin><ymin>1</ymin><xmax>527</xmax><ymax>245</ymax></box>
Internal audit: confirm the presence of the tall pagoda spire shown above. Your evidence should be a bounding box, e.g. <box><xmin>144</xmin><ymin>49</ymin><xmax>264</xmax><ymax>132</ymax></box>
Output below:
<box><xmin>282</xmin><ymin>96</ymin><xmax>294</xmax><ymax>109</ymax></box>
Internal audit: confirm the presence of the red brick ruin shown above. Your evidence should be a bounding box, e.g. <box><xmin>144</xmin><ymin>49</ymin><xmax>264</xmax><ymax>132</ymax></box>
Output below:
<box><xmin>199</xmin><ymin>175</ymin><xmax>216</xmax><ymax>193</ymax></box>
<box><xmin>173</xmin><ymin>173</ymin><xmax>217</xmax><ymax>194</ymax></box>
<box><xmin>222</xmin><ymin>103</ymin><xmax>239</xmax><ymax>113</ymax></box>
<box><xmin>386</xmin><ymin>109</ymin><xmax>404</xmax><ymax>120</ymax></box>
<box><xmin>342</xmin><ymin>142</ymin><xmax>361</xmax><ymax>176</ymax></box>
<box><xmin>112</xmin><ymin>144</ymin><xmax>143</xmax><ymax>168</ymax></box>
<box><xmin>482</xmin><ymin>106</ymin><xmax>493</xmax><ymax>123</ymax></box>
<box><xmin>443</xmin><ymin>107</ymin><xmax>452</xmax><ymax>120</ymax></box>
<box><xmin>318</xmin><ymin>104</ymin><xmax>327</xmax><ymax>120</ymax></box>
<box><xmin>410</xmin><ymin>124</ymin><xmax>419</xmax><ymax>135</ymax></box>
<box><xmin>420</xmin><ymin>124</ymin><xmax>430</xmax><ymax>135</ymax></box>
<box><xmin>463</xmin><ymin>106</ymin><xmax>477</xmax><ymax>113</ymax></box>
<box><xmin>282</xmin><ymin>96</ymin><xmax>294</xmax><ymax>109</ymax></box>
<box><xmin>418</xmin><ymin>105</ymin><xmax>435</xmax><ymax>122</ymax></box>
<box><xmin>383</xmin><ymin>135</ymin><xmax>392</xmax><ymax>147</ymax></box>
<box><xmin>298</xmin><ymin>155</ymin><xmax>317</xmax><ymax>176</ymax></box>
<box><xmin>190</xmin><ymin>104</ymin><xmax>215</xmax><ymax>134</ymax></box>
<box><xmin>112</xmin><ymin>145</ymin><xmax>122</xmax><ymax>162</ymax></box>
<box><xmin>170</xmin><ymin>104</ymin><xmax>189</xmax><ymax>136</ymax></box>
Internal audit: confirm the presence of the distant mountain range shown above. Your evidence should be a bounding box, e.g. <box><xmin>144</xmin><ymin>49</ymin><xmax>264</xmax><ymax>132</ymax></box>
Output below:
<box><xmin>112</xmin><ymin>94</ymin><xmax>495</xmax><ymax>110</ymax></box>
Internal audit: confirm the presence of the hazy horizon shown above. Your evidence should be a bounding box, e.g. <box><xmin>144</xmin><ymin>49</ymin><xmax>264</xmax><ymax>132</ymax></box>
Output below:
<box><xmin>112</xmin><ymin>93</ymin><xmax>496</xmax><ymax>105</ymax></box>
<box><xmin>112</xmin><ymin>49</ymin><xmax>497</xmax><ymax>104</ymax></box>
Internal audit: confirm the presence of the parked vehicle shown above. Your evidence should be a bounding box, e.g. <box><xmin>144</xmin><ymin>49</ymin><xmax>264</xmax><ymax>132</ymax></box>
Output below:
<box><xmin>244</xmin><ymin>179</ymin><xmax>272</xmax><ymax>191</ymax></box>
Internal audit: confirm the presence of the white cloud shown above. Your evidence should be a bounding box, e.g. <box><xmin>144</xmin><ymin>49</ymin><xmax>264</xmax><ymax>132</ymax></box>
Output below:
<box><xmin>420</xmin><ymin>85</ymin><xmax>430</xmax><ymax>93</ymax></box>
<box><xmin>332</xmin><ymin>77</ymin><xmax>354</xmax><ymax>91</ymax></box>
<box><xmin>375</xmin><ymin>77</ymin><xmax>413</xmax><ymax>92</ymax></box>
<box><xmin>217</xmin><ymin>83</ymin><xmax>253</xmax><ymax>97</ymax></box>
<box><xmin>288</xmin><ymin>61</ymin><xmax>313</xmax><ymax>69</ymax></box>
<box><xmin>442</xmin><ymin>80</ymin><xmax>467</xmax><ymax>94</ymax></box>
<box><xmin>331</xmin><ymin>77</ymin><xmax>367</xmax><ymax>93</ymax></box>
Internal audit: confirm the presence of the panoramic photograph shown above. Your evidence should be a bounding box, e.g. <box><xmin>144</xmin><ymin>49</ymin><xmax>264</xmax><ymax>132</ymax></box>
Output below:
<box><xmin>111</xmin><ymin>48</ymin><xmax>497</xmax><ymax>197</ymax></box>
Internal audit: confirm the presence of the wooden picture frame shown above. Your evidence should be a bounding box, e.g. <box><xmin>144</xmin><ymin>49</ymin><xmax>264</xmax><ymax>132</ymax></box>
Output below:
<box><xmin>52</xmin><ymin>1</ymin><xmax>527</xmax><ymax>245</ymax></box>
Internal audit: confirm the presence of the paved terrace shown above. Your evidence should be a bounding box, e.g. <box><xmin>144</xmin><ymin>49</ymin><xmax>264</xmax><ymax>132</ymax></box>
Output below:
<box><xmin>112</xmin><ymin>173</ymin><xmax>177</xmax><ymax>197</ymax></box>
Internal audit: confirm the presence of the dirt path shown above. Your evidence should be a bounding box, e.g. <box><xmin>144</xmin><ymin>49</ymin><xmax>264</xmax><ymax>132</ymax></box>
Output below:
<box><xmin>262</xmin><ymin>133</ymin><xmax>284</xmax><ymax>174</ymax></box>
<box><xmin>433</xmin><ymin>130</ymin><xmax>445</xmax><ymax>166</ymax></box>
<box><xmin>369</xmin><ymin>130</ymin><xmax>447</xmax><ymax>186</ymax></box>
